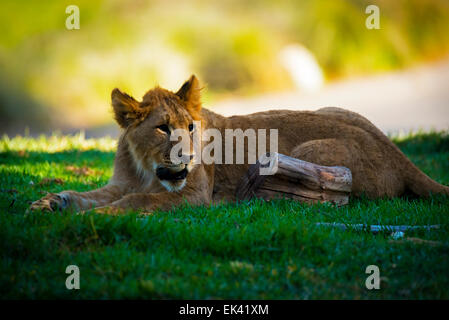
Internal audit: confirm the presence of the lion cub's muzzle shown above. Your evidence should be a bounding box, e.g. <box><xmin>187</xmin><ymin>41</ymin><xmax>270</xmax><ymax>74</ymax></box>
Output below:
<box><xmin>156</xmin><ymin>165</ymin><xmax>188</xmax><ymax>181</ymax></box>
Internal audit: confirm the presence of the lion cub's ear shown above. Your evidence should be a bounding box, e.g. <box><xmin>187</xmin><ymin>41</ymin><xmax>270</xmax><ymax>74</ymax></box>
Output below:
<box><xmin>111</xmin><ymin>88</ymin><xmax>141</xmax><ymax>128</ymax></box>
<box><xmin>175</xmin><ymin>75</ymin><xmax>202</xmax><ymax>116</ymax></box>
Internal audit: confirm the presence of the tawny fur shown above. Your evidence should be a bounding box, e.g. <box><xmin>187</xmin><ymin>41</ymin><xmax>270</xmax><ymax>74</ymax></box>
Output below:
<box><xmin>30</xmin><ymin>75</ymin><xmax>449</xmax><ymax>214</ymax></box>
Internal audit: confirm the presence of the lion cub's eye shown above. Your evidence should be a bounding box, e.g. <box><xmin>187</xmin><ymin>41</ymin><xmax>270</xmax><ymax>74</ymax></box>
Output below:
<box><xmin>188</xmin><ymin>123</ymin><xmax>194</xmax><ymax>132</ymax></box>
<box><xmin>156</xmin><ymin>124</ymin><xmax>171</xmax><ymax>134</ymax></box>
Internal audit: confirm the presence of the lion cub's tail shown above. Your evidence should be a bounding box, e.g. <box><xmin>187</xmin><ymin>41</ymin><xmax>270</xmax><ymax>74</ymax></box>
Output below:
<box><xmin>402</xmin><ymin>158</ymin><xmax>449</xmax><ymax>197</ymax></box>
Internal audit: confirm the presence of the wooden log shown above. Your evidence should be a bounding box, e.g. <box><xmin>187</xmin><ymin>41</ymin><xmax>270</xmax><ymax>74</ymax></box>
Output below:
<box><xmin>236</xmin><ymin>152</ymin><xmax>352</xmax><ymax>205</ymax></box>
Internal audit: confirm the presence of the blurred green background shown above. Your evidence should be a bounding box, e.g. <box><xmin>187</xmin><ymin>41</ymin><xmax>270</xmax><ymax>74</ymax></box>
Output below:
<box><xmin>1</xmin><ymin>0</ymin><xmax>449</xmax><ymax>134</ymax></box>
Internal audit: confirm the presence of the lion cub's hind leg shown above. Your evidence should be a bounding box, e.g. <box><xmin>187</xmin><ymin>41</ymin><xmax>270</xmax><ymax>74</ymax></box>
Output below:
<box><xmin>290</xmin><ymin>138</ymin><xmax>390</xmax><ymax>198</ymax></box>
<box><xmin>290</xmin><ymin>138</ymin><xmax>360</xmax><ymax>168</ymax></box>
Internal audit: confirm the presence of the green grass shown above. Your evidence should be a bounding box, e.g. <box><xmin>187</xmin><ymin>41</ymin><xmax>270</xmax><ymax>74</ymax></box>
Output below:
<box><xmin>1</xmin><ymin>131</ymin><xmax>449</xmax><ymax>299</ymax></box>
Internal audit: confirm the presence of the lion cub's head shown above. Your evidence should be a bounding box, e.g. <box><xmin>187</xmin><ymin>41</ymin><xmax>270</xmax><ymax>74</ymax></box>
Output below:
<box><xmin>111</xmin><ymin>75</ymin><xmax>202</xmax><ymax>192</ymax></box>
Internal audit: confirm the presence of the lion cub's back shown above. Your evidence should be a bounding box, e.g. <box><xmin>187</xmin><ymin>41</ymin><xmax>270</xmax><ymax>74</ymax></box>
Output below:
<box><xmin>223</xmin><ymin>107</ymin><xmax>389</xmax><ymax>154</ymax></box>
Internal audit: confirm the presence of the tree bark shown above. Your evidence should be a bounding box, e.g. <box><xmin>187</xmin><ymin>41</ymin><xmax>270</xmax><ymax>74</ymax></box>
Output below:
<box><xmin>235</xmin><ymin>152</ymin><xmax>352</xmax><ymax>206</ymax></box>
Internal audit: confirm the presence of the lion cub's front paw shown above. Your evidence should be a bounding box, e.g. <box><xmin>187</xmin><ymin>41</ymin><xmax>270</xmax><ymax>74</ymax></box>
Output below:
<box><xmin>29</xmin><ymin>193</ymin><xmax>68</xmax><ymax>212</ymax></box>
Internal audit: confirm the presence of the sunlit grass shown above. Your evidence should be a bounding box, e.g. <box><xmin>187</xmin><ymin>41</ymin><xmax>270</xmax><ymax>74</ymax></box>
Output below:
<box><xmin>0</xmin><ymin>132</ymin><xmax>117</xmax><ymax>153</ymax></box>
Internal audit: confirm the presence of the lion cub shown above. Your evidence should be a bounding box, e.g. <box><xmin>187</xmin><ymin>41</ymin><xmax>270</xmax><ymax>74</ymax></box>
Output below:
<box><xmin>30</xmin><ymin>75</ymin><xmax>449</xmax><ymax>213</ymax></box>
